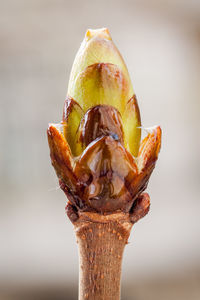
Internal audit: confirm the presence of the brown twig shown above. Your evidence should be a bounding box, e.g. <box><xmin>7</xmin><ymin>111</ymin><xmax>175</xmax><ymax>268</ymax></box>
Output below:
<box><xmin>67</xmin><ymin>193</ymin><xmax>150</xmax><ymax>300</ymax></box>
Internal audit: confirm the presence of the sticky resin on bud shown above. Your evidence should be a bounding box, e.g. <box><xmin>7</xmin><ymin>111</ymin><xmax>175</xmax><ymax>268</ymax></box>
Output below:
<box><xmin>76</xmin><ymin>105</ymin><xmax>124</xmax><ymax>150</ymax></box>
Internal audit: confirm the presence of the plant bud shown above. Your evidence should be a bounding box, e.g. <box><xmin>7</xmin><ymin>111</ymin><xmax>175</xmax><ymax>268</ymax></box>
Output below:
<box><xmin>47</xmin><ymin>28</ymin><xmax>161</xmax><ymax>215</ymax></box>
<box><xmin>68</xmin><ymin>28</ymin><xmax>134</xmax><ymax>107</ymax></box>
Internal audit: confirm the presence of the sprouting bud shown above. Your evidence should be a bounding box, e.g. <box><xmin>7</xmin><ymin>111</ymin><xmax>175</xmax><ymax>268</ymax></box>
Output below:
<box><xmin>68</xmin><ymin>28</ymin><xmax>134</xmax><ymax>108</ymax></box>
<box><xmin>47</xmin><ymin>28</ymin><xmax>161</xmax><ymax>215</ymax></box>
<box><xmin>66</xmin><ymin>28</ymin><xmax>141</xmax><ymax>155</ymax></box>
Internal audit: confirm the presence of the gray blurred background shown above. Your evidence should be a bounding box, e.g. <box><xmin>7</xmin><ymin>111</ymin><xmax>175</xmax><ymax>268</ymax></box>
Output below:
<box><xmin>0</xmin><ymin>0</ymin><xmax>200</xmax><ymax>299</ymax></box>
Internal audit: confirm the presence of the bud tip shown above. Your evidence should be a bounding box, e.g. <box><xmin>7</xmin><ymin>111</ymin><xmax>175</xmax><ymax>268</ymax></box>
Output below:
<box><xmin>85</xmin><ymin>28</ymin><xmax>111</xmax><ymax>41</ymax></box>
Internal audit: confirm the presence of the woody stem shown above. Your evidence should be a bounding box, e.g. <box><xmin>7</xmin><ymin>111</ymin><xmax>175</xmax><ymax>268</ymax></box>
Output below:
<box><xmin>73</xmin><ymin>212</ymin><xmax>133</xmax><ymax>300</ymax></box>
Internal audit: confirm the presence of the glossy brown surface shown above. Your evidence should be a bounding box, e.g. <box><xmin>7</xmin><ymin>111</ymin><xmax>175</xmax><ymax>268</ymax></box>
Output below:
<box><xmin>130</xmin><ymin>193</ymin><xmax>150</xmax><ymax>224</ymax></box>
<box><xmin>78</xmin><ymin>105</ymin><xmax>124</xmax><ymax>148</ymax></box>
<box><xmin>74</xmin><ymin>135</ymin><xmax>138</xmax><ymax>212</ymax></box>
<box><xmin>47</xmin><ymin>124</ymin><xmax>76</xmax><ymax>190</ymax></box>
<box><xmin>48</xmin><ymin>106</ymin><xmax>161</xmax><ymax>214</ymax></box>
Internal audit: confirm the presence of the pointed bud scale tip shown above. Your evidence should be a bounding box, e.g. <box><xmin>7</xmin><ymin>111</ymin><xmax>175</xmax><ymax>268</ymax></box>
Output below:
<box><xmin>63</xmin><ymin>97</ymin><xmax>84</xmax><ymax>156</ymax></box>
<box><xmin>123</xmin><ymin>95</ymin><xmax>141</xmax><ymax>157</ymax></box>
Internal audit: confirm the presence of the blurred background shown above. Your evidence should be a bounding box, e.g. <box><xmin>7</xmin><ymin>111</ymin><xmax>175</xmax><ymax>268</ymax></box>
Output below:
<box><xmin>1</xmin><ymin>0</ymin><xmax>200</xmax><ymax>299</ymax></box>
